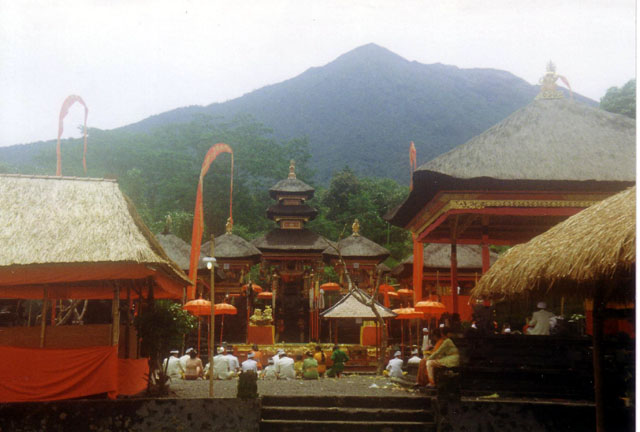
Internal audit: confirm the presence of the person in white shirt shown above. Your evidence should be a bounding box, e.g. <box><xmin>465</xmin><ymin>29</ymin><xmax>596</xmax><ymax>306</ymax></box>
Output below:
<box><xmin>386</xmin><ymin>351</ymin><xmax>405</xmax><ymax>378</ymax></box>
<box><xmin>272</xmin><ymin>348</ymin><xmax>284</xmax><ymax>366</ymax></box>
<box><xmin>241</xmin><ymin>352</ymin><xmax>259</xmax><ymax>373</ymax></box>
<box><xmin>527</xmin><ymin>302</ymin><xmax>555</xmax><ymax>335</ymax></box>
<box><xmin>275</xmin><ymin>352</ymin><xmax>296</xmax><ymax>380</ymax></box>
<box><xmin>407</xmin><ymin>349</ymin><xmax>422</xmax><ymax>366</ymax></box>
<box><xmin>163</xmin><ymin>350</ymin><xmax>184</xmax><ymax>380</ymax></box>
<box><xmin>261</xmin><ymin>358</ymin><xmax>278</xmax><ymax>380</ymax></box>
<box><xmin>179</xmin><ymin>347</ymin><xmax>194</xmax><ymax>371</ymax></box>
<box><xmin>225</xmin><ymin>345</ymin><xmax>240</xmax><ymax>373</ymax></box>
<box><xmin>421</xmin><ymin>329</ymin><xmax>431</xmax><ymax>353</ymax></box>
<box><xmin>212</xmin><ymin>347</ymin><xmax>233</xmax><ymax>380</ymax></box>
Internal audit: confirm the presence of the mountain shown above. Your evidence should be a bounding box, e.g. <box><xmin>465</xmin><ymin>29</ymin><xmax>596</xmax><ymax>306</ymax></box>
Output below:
<box><xmin>2</xmin><ymin>43</ymin><xmax>596</xmax><ymax>183</ymax></box>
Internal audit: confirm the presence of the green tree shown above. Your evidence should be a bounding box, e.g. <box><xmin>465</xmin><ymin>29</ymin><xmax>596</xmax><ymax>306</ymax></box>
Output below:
<box><xmin>600</xmin><ymin>79</ymin><xmax>635</xmax><ymax>118</ymax></box>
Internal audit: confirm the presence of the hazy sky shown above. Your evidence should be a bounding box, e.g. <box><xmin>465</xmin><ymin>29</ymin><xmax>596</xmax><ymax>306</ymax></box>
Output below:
<box><xmin>0</xmin><ymin>0</ymin><xmax>635</xmax><ymax>147</ymax></box>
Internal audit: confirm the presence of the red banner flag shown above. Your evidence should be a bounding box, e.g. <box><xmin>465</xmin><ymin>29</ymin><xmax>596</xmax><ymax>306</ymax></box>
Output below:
<box><xmin>409</xmin><ymin>141</ymin><xmax>417</xmax><ymax>190</ymax></box>
<box><xmin>558</xmin><ymin>75</ymin><xmax>573</xmax><ymax>99</ymax></box>
<box><xmin>56</xmin><ymin>95</ymin><xmax>89</xmax><ymax>176</ymax></box>
<box><xmin>187</xmin><ymin>143</ymin><xmax>234</xmax><ymax>300</ymax></box>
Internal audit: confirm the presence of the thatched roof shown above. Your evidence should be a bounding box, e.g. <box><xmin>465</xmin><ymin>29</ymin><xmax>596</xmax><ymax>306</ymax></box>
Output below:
<box><xmin>471</xmin><ymin>187</ymin><xmax>635</xmax><ymax>301</ymax></box>
<box><xmin>323</xmin><ymin>233</ymin><xmax>390</xmax><ymax>261</ymax></box>
<box><xmin>387</xmin><ymin>98</ymin><xmax>635</xmax><ymax>227</ymax></box>
<box><xmin>253</xmin><ymin>228</ymin><xmax>331</xmax><ymax>252</ymax></box>
<box><xmin>156</xmin><ymin>232</ymin><xmax>207</xmax><ymax>270</ymax></box>
<box><xmin>203</xmin><ymin>233</ymin><xmax>262</xmax><ymax>262</ymax></box>
<box><xmin>419</xmin><ymin>98</ymin><xmax>635</xmax><ymax>181</ymax></box>
<box><xmin>393</xmin><ymin>244</ymin><xmax>499</xmax><ymax>275</ymax></box>
<box><xmin>321</xmin><ymin>288</ymin><xmax>397</xmax><ymax>319</ymax></box>
<box><xmin>0</xmin><ymin>174</ymin><xmax>190</xmax><ymax>298</ymax></box>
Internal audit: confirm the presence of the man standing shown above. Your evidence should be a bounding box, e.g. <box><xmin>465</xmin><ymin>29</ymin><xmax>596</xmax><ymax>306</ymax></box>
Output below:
<box><xmin>386</xmin><ymin>351</ymin><xmax>405</xmax><ymax>378</ymax></box>
<box><xmin>527</xmin><ymin>302</ymin><xmax>554</xmax><ymax>335</ymax></box>
<box><xmin>163</xmin><ymin>350</ymin><xmax>184</xmax><ymax>380</ymax></box>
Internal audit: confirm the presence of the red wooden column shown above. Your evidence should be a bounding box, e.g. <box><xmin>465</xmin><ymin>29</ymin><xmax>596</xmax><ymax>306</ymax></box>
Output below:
<box><xmin>412</xmin><ymin>233</ymin><xmax>424</xmax><ymax>305</ymax></box>
<box><xmin>450</xmin><ymin>242</ymin><xmax>459</xmax><ymax>314</ymax></box>
<box><xmin>481</xmin><ymin>216</ymin><xmax>491</xmax><ymax>274</ymax></box>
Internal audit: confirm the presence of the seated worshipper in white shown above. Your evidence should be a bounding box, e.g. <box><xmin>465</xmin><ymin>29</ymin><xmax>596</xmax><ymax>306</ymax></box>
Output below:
<box><xmin>242</xmin><ymin>352</ymin><xmax>259</xmax><ymax>373</ymax></box>
<box><xmin>272</xmin><ymin>348</ymin><xmax>285</xmax><ymax>366</ymax></box>
<box><xmin>163</xmin><ymin>350</ymin><xmax>184</xmax><ymax>380</ymax></box>
<box><xmin>180</xmin><ymin>347</ymin><xmax>194</xmax><ymax>371</ymax></box>
<box><xmin>261</xmin><ymin>358</ymin><xmax>278</xmax><ymax>380</ymax></box>
<box><xmin>225</xmin><ymin>345</ymin><xmax>240</xmax><ymax>373</ymax></box>
<box><xmin>212</xmin><ymin>347</ymin><xmax>233</xmax><ymax>380</ymax></box>
<box><xmin>385</xmin><ymin>351</ymin><xmax>405</xmax><ymax>378</ymax></box>
<box><xmin>275</xmin><ymin>352</ymin><xmax>296</xmax><ymax>380</ymax></box>
<box><xmin>407</xmin><ymin>349</ymin><xmax>422</xmax><ymax>366</ymax></box>
<box><xmin>527</xmin><ymin>302</ymin><xmax>555</xmax><ymax>335</ymax></box>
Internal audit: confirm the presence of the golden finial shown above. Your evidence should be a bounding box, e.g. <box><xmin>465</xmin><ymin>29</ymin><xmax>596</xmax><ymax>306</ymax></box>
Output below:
<box><xmin>162</xmin><ymin>214</ymin><xmax>172</xmax><ymax>234</ymax></box>
<box><xmin>352</xmin><ymin>219</ymin><xmax>360</xmax><ymax>236</ymax></box>
<box><xmin>536</xmin><ymin>60</ymin><xmax>571</xmax><ymax>100</ymax></box>
<box><xmin>225</xmin><ymin>217</ymin><xmax>233</xmax><ymax>234</ymax></box>
<box><xmin>288</xmin><ymin>160</ymin><xmax>296</xmax><ymax>179</ymax></box>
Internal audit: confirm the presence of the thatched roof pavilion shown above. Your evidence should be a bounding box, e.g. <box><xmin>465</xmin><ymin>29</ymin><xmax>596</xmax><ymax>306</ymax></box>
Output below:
<box><xmin>395</xmin><ymin>243</ymin><xmax>499</xmax><ymax>273</ymax></box>
<box><xmin>471</xmin><ymin>186</ymin><xmax>635</xmax><ymax>302</ymax></box>
<box><xmin>385</xmin><ymin>71</ymin><xmax>635</xmax><ymax>311</ymax></box>
<box><xmin>321</xmin><ymin>288</ymin><xmax>397</xmax><ymax>319</ymax></box>
<box><xmin>0</xmin><ymin>174</ymin><xmax>190</xmax><ymax>299</ymax></box>
<box><xmin>323</xmin><ymin>221</ymin><xmax>390</xmax><ymax>262</ymax></box>
<box><xmin>156</xmin><ymin>232</ymin><xmax>207</xmax><ymax>271</ymax></box>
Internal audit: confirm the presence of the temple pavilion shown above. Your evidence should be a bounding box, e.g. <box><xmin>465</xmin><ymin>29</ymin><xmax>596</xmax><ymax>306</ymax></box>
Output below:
<box><xmin>386</xmin><ymin>64</ymin><xmax>635</xmax><ymax>314</ymax></box>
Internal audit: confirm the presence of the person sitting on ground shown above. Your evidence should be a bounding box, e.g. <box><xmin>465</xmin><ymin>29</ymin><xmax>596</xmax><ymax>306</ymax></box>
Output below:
<box><xmin>179</xmin><ymin>347</ymin><xmax>194</xmax><ymax>371</ymax></box>
<box><xmin>261</xmin><ymin>358</ymin><xmax>277</xmax><ymax>380</ymax></box>
<box><xmin>225</xmin><ymin>344</ymin><xmax>240</xmax><ymax>373</ymax></box>
<box><xmin>272</xmin><ymin>348</ymin><xmax>284</xmax><ymax>365</ymax></box>
<box><xmin>251</xmin><ymin>344</ymin><xmax>263</xmax><ymax>370</ymax></box>
<box><xmin>407</xmin><ymin>349</ymin><xmax>422</xmax><ymax>366</ymax></box>
<box><xmin>302</xmin><ymin>350</ymin><xmax>319</xmax><ymax>380</ymax></box>
<box><xmin>527</xmin><ymin>302</ymin><xmax>554</xmax><ymax>335</ymax></box>
<box><xmin>426</xmin><ymin>327</ymin><xmax>459</xmax><ymax>387</ymax></box>
<box><xmin>163</xmin><ymin>350</ymin><xmax>184</xmax><ymax>380</ymax></box>
<box><xmin>314</xmin><ymin>345</ymin><xmax>326</xmax><ymax>377</ymax></box>
<box><xmin>242</xmin><ymin>351</ymin><xmax>259</xmax><ymax>373</ymax></box>
<box><xmin>212</xmin><ymin>347</ymin><xmax>233</xmax><ymax>380</ymax></box>
<box><xmin>385</xmin><ymin>351</ymin><xmax>405</xmax><ymax>378</ymax></box>
<box><xmin>184</xmin><ymin>349</ymin><xmax>204</xmax><ymax>380</ymax></box>
<box><xmin>294</xmin><ymin>353</ymin><xmax>304</xmax><ymax>378</ymax></box>
<box><xmin>275</xmin><ymin>352</ymin><xmax>296</xmax><ymax>380</ymax></box>
<box><xmin>326</xmin><ymin>345</ymin><xmax>349</xmax><ymax>378</ymax></box>
<box><xmin>417</xmin><ymin>328</ymin><xmax>441</xmax><ymax>386</ymax></box>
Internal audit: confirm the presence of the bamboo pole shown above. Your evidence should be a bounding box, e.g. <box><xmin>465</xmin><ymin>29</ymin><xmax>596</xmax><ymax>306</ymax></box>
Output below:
<box><xmin>592</xmin><ymin>286</ymin><xmax>605</xmax><ymax>432</ymax></box>
<box><xmin>39</xmin><ymin>287</ymin><xmax>48</xmax><ymax>348</ymax></box>
<box><xmin>209</xmin><ymin>235</ymin><xmax>215</xmax><ymax>398</ymax></box>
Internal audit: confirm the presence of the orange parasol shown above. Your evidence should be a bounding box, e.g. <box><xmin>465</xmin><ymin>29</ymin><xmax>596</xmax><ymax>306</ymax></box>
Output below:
<box><xmin>183</xmin><ymin>299</ymin><xmax>212</xmax><ymax>353</ymax></box>
<box><xmin>414</xmin><ymin>299</ymin><xmax>446</xmax><ymax>315</ymax></box>
<box><xmin>215</xmin><ymin>302</ymin><xmax>237</xmax><ymax>344</ymax></box>
<box><xmin>320</xmin><ymin>282</ymin><xmax>341</xmax><ymax>292</ymax></box>
<box><xmin>257</xmin><ymin>291</ymin><xmax>273</xmax><ymax>300</ymax></box>
<box><xmin>393</xmin><ymin>307</ymin><xmax>422</xmax><ymax>354</ymax></box>
<box><xmin>378</xmin><ymin>284</ymin><xmax>396</xmax><ymax>307</ymax></box>
<box><xmin>397</xmin><ymin>288</ymin><xmax>414</xmax><ymax>298</ymax></box>
<box><xmin>242</xmin><ymin>283</ymin><xmax>263</xmax><ymax>294</ymax></box>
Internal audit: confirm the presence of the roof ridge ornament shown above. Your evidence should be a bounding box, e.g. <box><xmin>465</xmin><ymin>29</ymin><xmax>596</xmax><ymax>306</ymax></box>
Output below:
<box><xmin>225</xmin><ymin>217</ymin><xmax>233</xmax><ymax>235</ymax></box>
<box><xmin>536</xmin><ymin>61</ymin><xmax>572</xmax><ymax>100</ymax></box>
<box><xmin>162</xmin><ymin>214</ymin><xmax>172</xmax><ymax>234</ymax></box>
<box><xmin>352</xmin><ymin>218</ymin><xmax>360</xmax><ymax>236</ymax></box>
<box><xmin>288</xmin><ymin>160</ymin><xmax>296</xmax><ymax>179</ymax></box>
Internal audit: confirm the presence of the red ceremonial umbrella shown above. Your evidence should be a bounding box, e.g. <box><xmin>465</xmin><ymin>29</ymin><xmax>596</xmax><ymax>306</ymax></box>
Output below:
<box><xmin>414</xmin><ymin>299</ymin><xmax>446</xmax><ymax>346</ymax></box>
<box><xmin>183</xmin><ymin>299</ymin><xmax>212</xmax><ymax>353</ymax></box>
<box><xmin>320</xmin><ymin>282</ymin><xmax>341</xmax><ymax>291</ymax></box>
<box><xmin>215</xmin><ymin>302</ymin><xmax>237</xmax><ymax>344</ymax></box>
<box><xmin>393</xmin><ymin>307</ymin><xmax>422</xmax><ymax>354</ymax></box>
<box><xmin>242</xmin><ymin>283</ymin><xmax>263</xmax><ymax>293</ymax></box>
<box><xmin>257</xmin><ymin>291</ymin><xmax>273</xmax><ymax>300</ymax></box>
<box><xmin>378</xmin><ymin>284</ymin><xmax>395</xmax><ymax>308</ymax></box>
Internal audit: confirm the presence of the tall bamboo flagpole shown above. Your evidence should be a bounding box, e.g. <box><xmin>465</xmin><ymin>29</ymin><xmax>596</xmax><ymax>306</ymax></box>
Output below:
<box><xmin>209</xmin><ymin>235</ymin><xmax>215</xmax><ymax>398</ymax></box>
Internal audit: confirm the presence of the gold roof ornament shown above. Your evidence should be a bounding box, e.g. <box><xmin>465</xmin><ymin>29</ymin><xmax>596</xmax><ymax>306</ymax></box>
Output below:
<box><xmin>536</xmin><ymin>61</ymin><xmax>572</xmax><ymax>100</ymax></box>
<box><xmin>288</xmin><ymin>160</ymin><xmax>296</xmax><ymax>179</ymax></box>
<box><xmin>162</xmin><ymin>214</ymin><xmax>172</xmax><ymax>234</ymax></box>
<box><xmin>225</xmin><ymin>217</ymin><xmax>233</xmax><ymax>235</ymax></box>
<box><xmin>352</xmin><ymin>218</ymin><xmax>361</xmax><ymax>236</ymax></box>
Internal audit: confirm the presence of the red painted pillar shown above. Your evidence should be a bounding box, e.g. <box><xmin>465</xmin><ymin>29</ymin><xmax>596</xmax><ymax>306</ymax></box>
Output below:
<box><xmin>481</xmin><ymin>219</ymin><xmax>490</xmax><ymax>274</ymax></box>
<box><xmin>450</xmin><ymin>242</ymin><xmax>459</xmax><ymax>314</ymax></box>
<box><xmin>412</xmin><ymin>234</ymin><xmax>424</xmax><ymax>305</ymax></box>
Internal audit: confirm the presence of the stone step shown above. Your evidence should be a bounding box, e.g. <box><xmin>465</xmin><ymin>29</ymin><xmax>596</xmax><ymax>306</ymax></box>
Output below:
<box><xmin>262</xmin><ymin>406</ymin><xmax>433</xmax><ymax>422</ymax></box>
<box><xmin>260</xmin><ymin>419</ymin><xmax>436</xmax><ymax>432</ymax></box>
<box><xmin>261</xmin><ymin>395</ymin><xmax>432</xmax><ymax>410</ymax></box>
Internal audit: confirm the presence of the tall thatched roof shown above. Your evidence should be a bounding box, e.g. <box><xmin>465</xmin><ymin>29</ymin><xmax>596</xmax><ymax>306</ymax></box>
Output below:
<box><xmin>323</xmin><ymin>233</ymin><xmax>390</xmax><ymax>262</ymax></box>
<box><xmin>269</xmin><ymin>177</ymin><xmax>315</xmax><ymax>199</ymax></box>
<box><xmin>253</xmin><ymin>228</ymin><xmax>331</xmax><ymax>252</ymax></box>
<box><xmin>387</xmin><ymin>98</ymin><xmax>635</xmax><ymax>227</ymax></box>
<box><xmin>394</xmin><ymin>244</ymin><xmax>499</xmax><ymax>275</ymax></box>
<box><xmin>203</xmin><ymin>233</ymin><xmax>262</xmax><ymax>262</ymax></box>
<box><xmin>471</xmin><ymin>187</ymin><xmax>635</xmax><ymax>301</ymax></box>
<box><xmin>156</xmin><ymin>233</ymin><xmax>208</xmax><ymax>270</ymax></box>
<box><xmin>0</xmin><ymin>174</ymin><xmax>190</xmax><ymax>298</ymax></box>
<box><xmin>419</xmin><ymin>98</ymin><xmax>635</xmax><ymax>181</ymax></box>
<box><xmin>321</xmin><ymin>288</ymin><xmax>397</xmax><ymax>319</ymax></box>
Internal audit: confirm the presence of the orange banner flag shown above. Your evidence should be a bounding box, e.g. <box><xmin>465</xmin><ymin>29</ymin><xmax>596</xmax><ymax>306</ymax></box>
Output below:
<box><xmin>56</xmin><ymin>95</ymin><xmax>89</xmax><ymax>176</ymax></box>
<box><xmin>187</xmin><ymin>143</ymin><xmax>234</xmax><ymax>300</ymax></box>
<box><xmin>409</xmin><ymin>141</ymin><xmax>417</xmax><ymax>190</ymax></box>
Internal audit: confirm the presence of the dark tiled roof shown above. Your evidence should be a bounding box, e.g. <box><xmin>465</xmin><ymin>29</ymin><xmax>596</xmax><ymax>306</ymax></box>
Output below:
<box><xmin>202</xmin><ymin>233</ymin><xmax>262</xmax><ymax>261</ymax></box>
<box><xmin>252</xmin><ymin>228</ymin><xmax>331</xmax><ymax>252</ymax></box>
<box><xmin>269</xmin><ymin>178</ymin><xmax>315</xmax><ymax>199</ymax></box>
<box><xmin>266</xmin><ymin>203</ymin><xmax>318</xmax><ymax>220</ymax></box>
<box><xmin>323</xmin><ymin>234</ymin><xmax>390</xmax><ymax>261</ymax></box>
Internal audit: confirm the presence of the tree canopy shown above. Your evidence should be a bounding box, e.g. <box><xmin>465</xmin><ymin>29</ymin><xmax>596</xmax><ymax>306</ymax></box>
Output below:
<box><xmin>600</xmin><ymin>79</ymin><xmax>635</xmax><ymax>118</ymax></box>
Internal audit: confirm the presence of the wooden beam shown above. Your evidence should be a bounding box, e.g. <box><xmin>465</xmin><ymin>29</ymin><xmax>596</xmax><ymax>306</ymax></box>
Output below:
<box><xmin>39</xmin><ymin>287</ymin><xmax>48</xmax><ymax>348</ymax></box>
<box><xmin>111</xmin><ymin>282</ymin><xmax>120</xmax><ymax>346</ymax></box>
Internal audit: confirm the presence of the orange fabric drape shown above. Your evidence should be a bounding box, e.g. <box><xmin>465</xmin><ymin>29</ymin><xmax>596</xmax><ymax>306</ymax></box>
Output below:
<box><xmin>117</xmin><ymin>358</ymin><xmax>149</xmax><ymax>396</ymax></box>
<box><xmin>187</xmin><ymin>143</ymin><xmax>233</xmax><ymax>299</ymax></box>
<box><xmin>409</xmin><ymin>141</ymin><xmax>417</xmax><ymax>190</ymax></box>
<box><xmin>0</xmin><ymin>345</ymin><xmax>118</xmax><ymax>402</ymax></box>
<box><xmin>56</xmin><ymin>95</ymin><xmax>89</xmax><ymax>176</ymax></box>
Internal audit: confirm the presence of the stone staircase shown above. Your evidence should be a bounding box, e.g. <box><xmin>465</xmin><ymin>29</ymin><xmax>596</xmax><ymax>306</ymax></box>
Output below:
<box><xmin>260</xmin><ymin>395</ymin><xmax>436</xmax><ymax>432</ymax></box>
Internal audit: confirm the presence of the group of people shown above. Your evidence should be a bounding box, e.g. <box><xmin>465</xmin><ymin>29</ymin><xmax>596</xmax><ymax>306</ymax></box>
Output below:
<box><xmin>162</xmin><ymin>344</ymin><xmax>351</xmax><ymax>382</ymax></box>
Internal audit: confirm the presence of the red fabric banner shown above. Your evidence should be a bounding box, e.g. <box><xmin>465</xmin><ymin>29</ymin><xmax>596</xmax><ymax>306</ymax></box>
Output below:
<box><xmin>187</xmin><ymin>143</ymin><xmax>234</xmax><ymax>299</ymax></box>
<box><xmin>117</xmin><ymin>358</ymin><xmax>149</xmax><ymax>396</ymax></box>
<box><xmin>56</xmin><ymin>95</ymin><xmax>89</xmax><ymax>176</ymax></box>
<box><xmin>0</xmin><ymin>345</ymin><xmax>118</xmax><ymax>402</ymax></box>
<box><xmin>409</xmin><ymin>141</ymin><xmax>417</xmax><ymax>190</ymax></box>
